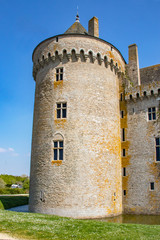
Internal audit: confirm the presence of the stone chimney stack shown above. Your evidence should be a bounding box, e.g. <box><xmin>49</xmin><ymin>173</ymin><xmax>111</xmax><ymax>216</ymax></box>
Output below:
<box><xmin>88</xmin><ymin>16</ymin><xmax>99</xmax><ymax>38</ymax></box>
<box><xmin>128</xmin><ymin>44</ymin><xmax>141</xmax><ymax>86</ymax></box>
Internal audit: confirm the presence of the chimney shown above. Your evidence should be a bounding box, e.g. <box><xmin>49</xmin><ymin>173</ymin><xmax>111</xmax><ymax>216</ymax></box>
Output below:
<box><xmin>128</xmin><ymin>44</ymin><xmax>141</xmax><ymax>86</ymax></box>
<box><xmin>88</xmin><ymin>16</ymin><xmax>99</xmax><ymax>38</ymax></box>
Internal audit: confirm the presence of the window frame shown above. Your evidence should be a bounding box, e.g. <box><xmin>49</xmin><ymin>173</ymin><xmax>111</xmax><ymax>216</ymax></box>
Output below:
<box><xmin>55</xmin><ymin>67</ymin><xmax>63</xmax><ymax>82</ymax></box>
<box><xmin>56</xmin><ymin>102</ymin><xmax>67</xmax><ymax>119</ymax></box>
<box><xmin>53</xmin><ymin>140</ymin><xmax>64</xmax><ymax>161</ymax></box>
<box><xmin>148</xmin><ymin>107</ymin><xmax>156</xmax><ymax>121</ymax></box>
<box><xmin>155</xmin><ymin>137</ymin><xmax>160</xmax><ymax>162</ymax></box>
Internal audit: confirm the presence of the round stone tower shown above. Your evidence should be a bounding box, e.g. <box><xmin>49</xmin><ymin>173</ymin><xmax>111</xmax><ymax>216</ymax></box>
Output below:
<box><xmin>29</xmin><ymin>16</ymin><xmax>126</xmax><ymax>218</ymax></box>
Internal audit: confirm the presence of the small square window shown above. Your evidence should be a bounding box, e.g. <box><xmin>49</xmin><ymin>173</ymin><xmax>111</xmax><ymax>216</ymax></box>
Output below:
<box><xmin>150</xmin><ymin>182</ymin><xmax>154</xmax><ymax>191</ymax></box>
<box><xmin>148</xmin><ymin>107</ymin><xmax>156</xmax><ymax>121</ymax></box>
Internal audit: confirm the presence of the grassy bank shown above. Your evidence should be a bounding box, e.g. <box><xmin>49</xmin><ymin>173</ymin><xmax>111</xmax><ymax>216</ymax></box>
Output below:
<box><xmin>0</xmin><ymin>210</ymin><xmax>160</xmax><ymax>240</ymax></box>
<box><xmin>0</xmin><ymin>196</ymin><xmax>29</xmax><ymax>209</ymax></box>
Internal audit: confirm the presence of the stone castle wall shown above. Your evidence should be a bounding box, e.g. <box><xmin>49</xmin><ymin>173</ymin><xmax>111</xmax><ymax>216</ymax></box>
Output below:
<box><xmin>29</xmin><ymin>34</ymin><xmax>125</xmax><ymax>218</ymax></box>
<box><xmin>121</xmin><ymin>82</ymin><xmax>160</xmax><ymax>215</ymax></box>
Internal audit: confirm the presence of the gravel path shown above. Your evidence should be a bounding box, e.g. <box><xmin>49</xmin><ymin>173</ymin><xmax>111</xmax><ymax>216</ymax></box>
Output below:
<box><xmin>0</xmin><ymin>233</ymin><xmax>22</xmax><ymax>240</ymax></box>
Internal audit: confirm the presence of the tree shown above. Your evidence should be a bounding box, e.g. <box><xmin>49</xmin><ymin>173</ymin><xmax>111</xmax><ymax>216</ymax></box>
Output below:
<box><xmin>0</xmin><ymin>178</ymin><xmax>6</xmax><ymax>189</ymax></box>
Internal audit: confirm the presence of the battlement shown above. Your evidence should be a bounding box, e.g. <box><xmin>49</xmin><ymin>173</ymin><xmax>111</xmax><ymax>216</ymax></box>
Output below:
<box><xmin>125</xmin><ymin>81</ymin><xmax>160</xmax><ymax>101</ymax></box>
<box><xmin>33</xmin><ymin>49</ymin><xmax>123</xmax><ymax>80</ymax></box>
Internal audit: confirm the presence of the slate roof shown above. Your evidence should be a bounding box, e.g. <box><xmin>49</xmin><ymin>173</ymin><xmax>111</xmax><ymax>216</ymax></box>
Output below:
<box><xmin>64</xmin><ymin>21</ymin><xmax>88</xmax><ymax>35</ymax></box>
<box><xmin>140</xmin><ymin>64</ymin><xmax>160</xmax><ymax>85</ymax></box>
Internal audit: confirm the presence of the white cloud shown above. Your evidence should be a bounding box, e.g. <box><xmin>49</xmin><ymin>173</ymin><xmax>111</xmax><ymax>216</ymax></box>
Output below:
<box><xmin>0</xmin><ymin>147</ymin><xmax>19</xmax><ymax>156</ymax></box>
<box><xmin>8</xmin><ymin>148</ymin><xmax>14</xmax><ymax>152</ymax></box>
<box><xmin>0</xmin><ymin>148</ymin><xmax>7</xmax><ymax>153</ymax></box>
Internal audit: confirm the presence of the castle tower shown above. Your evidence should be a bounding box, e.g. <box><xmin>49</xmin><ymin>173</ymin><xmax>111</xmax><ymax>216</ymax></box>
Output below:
<box><xmin>29</xmin><ymin>16</ymin><xmax>126</xmax><ymax>218</ymax></box>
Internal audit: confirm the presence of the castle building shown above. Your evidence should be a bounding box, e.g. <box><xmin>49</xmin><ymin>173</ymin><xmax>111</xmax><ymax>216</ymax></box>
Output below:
<box><xmin>29</xmin><ymin>15</ymin><xmax>160</xmax><ymax>218</ymax></box>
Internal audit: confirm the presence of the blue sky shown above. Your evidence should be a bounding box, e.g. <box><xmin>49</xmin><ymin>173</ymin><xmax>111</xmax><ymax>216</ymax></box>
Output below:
<box><xmin>0</xmin><ymin>0</ymin><xmax>159</xmax><ymax>176</ymax></box>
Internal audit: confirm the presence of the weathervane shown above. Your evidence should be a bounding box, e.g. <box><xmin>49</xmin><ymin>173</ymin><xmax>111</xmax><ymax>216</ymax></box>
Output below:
<box><xmin>76</xmin><ymin>6</ymin><xmax>80</xmax><ymax>22</ymax></box>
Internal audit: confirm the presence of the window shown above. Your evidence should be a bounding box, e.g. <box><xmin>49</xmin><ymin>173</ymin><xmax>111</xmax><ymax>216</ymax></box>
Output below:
<box><xmin>56</xmin><ymin>68</ymin><xmax>63</xmax><ymax>81</ymax></box>
<box><xmin>150</xmin><ymin>182</ymin><xmax>154</xmax><ymax>191</ymax></box>
<box><xmin>123</xmin><ymin>168</ymin><xmax>126</xmax><ymax>176</ymax></box>
<box><xmin>120</xmin><ymin>93</ymin><xmax>123</xmax><ymax>101</ymax></box>
<box><xmin>122</xmin><ymin>149</ymin><xmax>126</xmax><ymax>157</ymax></box>
<box><xmin>156</xmin><ymin>137</ymin><xmax>160</xmax><ymax>162</ymax></box>
<box><xmin>56</xmin><ymin>102</ymin><xmax>67</xmax><ymax>119</ymax></box>
<box><xmin>121</xmin><ymin>111</ymin><xmax>124</xmax><ymax>118</ymax></box>
<box><xmin>53</xmin><ymin>140</ymin><xmax>63</xmax><ymax>160</ymax></box>
<box><xmin>123</xmin><ymin>190</ymin><xmax>126</xmax><ymax>196</ymax></box>
<box><xmin>40</xmin><ymin>190</ymin><xmax>45</xmax><ymax>202</ymax></box>
<box><xmin>122</xmin><ymin>128</ymin><xmax>125</xmax><ymax>141</ymax></box>
<box><xmin>148</xmin><ymin>107</ymin><xmax>156</xmax><ymax>120</ymax></box>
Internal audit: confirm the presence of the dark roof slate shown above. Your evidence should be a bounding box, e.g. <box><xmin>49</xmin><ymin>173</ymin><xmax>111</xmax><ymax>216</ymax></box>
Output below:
<box><xmin>64</xmin><ymin>22</ymin><xmax>88</xmax><ymax>35</ymax></box>
<box><xmin>140</xmin><ymin>64</ymin><xmax>160</xmax><ymax>85</ymax></box>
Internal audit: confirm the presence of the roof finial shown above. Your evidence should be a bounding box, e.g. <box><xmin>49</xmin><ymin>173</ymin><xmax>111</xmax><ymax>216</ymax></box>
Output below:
<box><xmin>76</xmin><ymin>6</ymin><xmax>80</xmax><ymax>22</ymax></box>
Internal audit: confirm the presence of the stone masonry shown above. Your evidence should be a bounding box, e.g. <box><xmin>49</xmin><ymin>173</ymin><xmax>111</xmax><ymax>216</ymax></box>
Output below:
<box><xmin>29</xmin><ymin>16</ymin><xmax>160</xmax><ymax>218</ymax></box>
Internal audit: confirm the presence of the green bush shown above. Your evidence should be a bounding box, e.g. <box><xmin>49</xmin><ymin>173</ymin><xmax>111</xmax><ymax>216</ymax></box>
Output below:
<box><xmin>0</xmin><ymin>188</ymin><xmax>28</xmax><ymax>194</ymax></box>
<box><xmin>0</xmin><ymin>200</ymin><xmax>4</xmax><ymax>210</ymax></box>
<box><xmin>0</xmin><ymin>196</ymin><xmax>29</xmax><ymax>209</ymax></box>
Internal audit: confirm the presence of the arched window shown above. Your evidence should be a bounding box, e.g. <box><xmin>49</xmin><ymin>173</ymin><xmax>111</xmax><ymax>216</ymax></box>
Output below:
<box><xmin>53</xmin><ymin>133</ymin><xmax>64</xmax><ymax>161</ymax></box>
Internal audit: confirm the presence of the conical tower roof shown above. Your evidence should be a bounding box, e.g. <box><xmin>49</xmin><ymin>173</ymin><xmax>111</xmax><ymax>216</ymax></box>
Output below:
<box><xmin>64</xmin><ymin>14</ymin><xmax>88</xmax><ymax>35</ymax></box>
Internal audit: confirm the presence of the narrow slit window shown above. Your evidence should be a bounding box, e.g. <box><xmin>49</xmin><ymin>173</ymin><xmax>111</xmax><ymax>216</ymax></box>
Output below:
<box><xmin>122</xmin><ymin>149</ymin><xmax>126</xmax><ymax>157</ymax></box>
<box><xmin>56</xmin><ymin>68</ymin><xmax>63</xmax><ymax>81</ymax></box>
<box><xmin>53</xmin><ymin>140</ymin><xmax>63</xmax><ymax>160</ymax></box>
<box><xmin>123</xmin><ymin>168</ymin><xmax>126</xmax><ymax>176</ymax></box>
<box><xmin>123</xmin><ymin>190</ymin><xmax>126</xmax><ymax>196</ymax></box>
<box><xmin>121</xmin><ymin>111</ymin><xmax>124</xmax><ymax>118</ymax></box>
<box><xmin>120</xmin><ymin>93</ymin><xmax>123</xmax><ymax>101</ymax></box>
<box><xmin>148</xmin><ymin>107</ymin><xmax>156</xmax><ymax>121</ymax></box>
<box><xmin>150</xmin><ymin>182</ymin><xmax>154</xmax><ymax>191</ymax></box>
<box><xmin>56</xmin><ymin>102</ymin><xmax>67</xmax><ymax>119</ymax></box>
<box><xmin>122</xmin><ymin>128</ymin><xmax>125</xmax><ymax>141</ymax></box>
<box><xmin>156</xmin><ymin>137</ymin><xmax>160</xmax><ymax>162</ymax></box>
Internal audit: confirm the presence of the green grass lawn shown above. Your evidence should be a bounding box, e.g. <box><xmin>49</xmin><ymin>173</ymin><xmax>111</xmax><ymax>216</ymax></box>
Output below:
<box><xmin>0</xmin><ymin>210</ymin><xmax>160</xmax><ymax>240</ymax></box>
<box><xmin>0</xmin><ymin>196</ymin><xmax>29</xmax><ymax>209</ymax></box>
